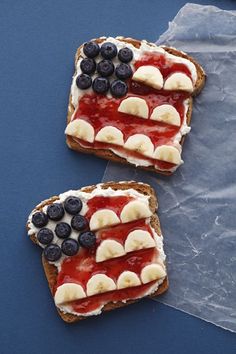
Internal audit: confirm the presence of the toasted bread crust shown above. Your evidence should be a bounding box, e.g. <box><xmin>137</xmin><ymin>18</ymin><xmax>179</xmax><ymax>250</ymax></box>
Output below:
<box><xmin>27</xmin><ymin>181</ymin><xmax>168</xmax><ymax>323</ymax></box>
<box><xmin>66</xmin><ymin>37</ymin><xmax>205</xmax><ymax>175</ymax></box>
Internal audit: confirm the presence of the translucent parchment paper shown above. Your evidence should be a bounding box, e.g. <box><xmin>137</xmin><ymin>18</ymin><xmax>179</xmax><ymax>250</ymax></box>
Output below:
<box><xmin>102</xmin><ymin>3</ymin><xmax>236</xmax><ymax>332</ymax></box>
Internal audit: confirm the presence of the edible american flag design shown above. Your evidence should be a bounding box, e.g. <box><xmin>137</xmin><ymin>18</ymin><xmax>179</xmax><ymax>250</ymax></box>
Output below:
<box><xmin>28</xmin><ymin>183</ymin><xmax>167</xmax><ymax>316</ymax></box>
<box><xmin>65</xmin><ymin>37</ymin><xmax>200</xmax><ymax>173</ymax></box>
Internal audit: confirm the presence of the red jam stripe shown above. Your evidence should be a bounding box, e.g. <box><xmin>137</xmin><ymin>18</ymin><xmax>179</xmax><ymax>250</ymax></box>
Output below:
<box><xmin>70</xmin><ymin>280</ymin><xmax>157</xmax><ymax>314</ymax></box>
<box><xmin>134</xmin><ymin>51</ymin><xmax>192</xmax><ymax>79</ymax></box>
<box><xmin>85</xmin><ymin>195</ymin><xmax>133</xmax><ymax>220</ymax></box>
<box><xmin>97</xmin><ymin>219</ymin><xmax>154</xmax><ymax>244</ymax></box>
<box><xmin>56</xmin><ymin>248</ymin><xmax>157</xmax><ymax>288</ymax></box>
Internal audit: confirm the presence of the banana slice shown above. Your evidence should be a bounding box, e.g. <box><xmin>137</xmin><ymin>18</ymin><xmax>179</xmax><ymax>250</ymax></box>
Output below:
<box><xmin>96</xmin><ymin>240</ymin><xmax>125</xmax><ymax>262</ymax></box>
<box><xmin>120</xmin><ymin>200</ymin><xmax>152</xmax><ymax>223</ymax></box>
<box><xmin>124</xmin><ymin>134</ymin><xmax>154</xmax><ymax>157</ymax></box>
<box><xmin>164</xmin><ymin>73</ymin><xmax>193</xmax><ymax>92</ymax></box>
<box><xmin>95</xmin><ymin>126</ymin><xmax>124</xmax><ymax>146</ymax></box>
<box><xmin>132</xmin><ymin>65</ymin><xmax>164</xmax><ymax>90</ymax></box>
<box><xmin>118</xmin><ymin>97</ymin><xmax>149</xmax><ymax>119</ymax></box>
<box><xmin>140</xmin><ymin>264</ymin><xmax>166</xmax><ymax>284</ymax></box>
<box><xmin>89</xmin><ymin>209</ymin><xmax>120</xmax><ymax>231</ymax></box>
<box><xmin>117</xmin><ymin>271</ymin><xmax>141</xmax><ymax>289</ymax></box>
<box><xmin>86</xmin><ymin>274</ymin><xmax>116</xmax><ymax>296</ymax></box>
<box><xmin>154</xmin><ymin>145</ymin><xmax>182</xmax><ymax>165</ymax></box>
<box><xmin>124</xmin><ymin>230</ymin><xmax>155</xmax><ymax>253</ymax></box>
<box><xmin>65</xmin><ymin>119</ymin><xmax>95</xmax><ymax>143</ymax></box>
<box><xmin>54</xmin><ymin>283</ymin><xmax>86</xmax><ymax>305</ymax></box>
<box><xmin>150</xmin><ymin>104</ymin><xmax>181</xmax><ymax>126</ymax></box>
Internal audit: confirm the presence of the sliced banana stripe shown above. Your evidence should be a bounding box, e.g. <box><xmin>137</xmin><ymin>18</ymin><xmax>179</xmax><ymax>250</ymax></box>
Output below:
<box><xmin>124</xmin><ymin>134</ymin><xmax>154</xmax><ymax>157</ymax></box>
<box><xmin>132</xmin><ymin>65</ymin><xmax>164</xmax><ymax>90</ymax></box>
<box><xmin>95</xmin><ymin>126</ymin><xmax>124</xmax><ymax>146</ymax></box>
<box><xmin>150</xmin><ymin>104</ymin><xmax>181</xmax><ymax>127</ymax></box>
<box><xmin>124</xmin><ymin>230</ymin><xmax>155</xmax><ymax>253</ymax></box>
<box><xmin>118</xmin><ymin>97</ymin><xmax>149</xmax><ymax>119</ymax></box>
<box><xmin>86</xmin><ymin>274</ymin><xmax>116</xmax><ymax>296</ymax></box>
<box><xmin>55</xmin><ymin>266</ymin><xmax>166</xmax><ymax>302</ymax></box>
<box><xmin>96</xmin><ymin>240</ymin><xmax>125</xmax><ymax>262</ymax></box>
<box><xmin>65</xmin><ymin>119</ymin><xmax>95</xmax><ymax>143</ymax></box>
<box><xmin>153</xmin><ymin>145</ymin><xmax>182</xmax><ymax>165</ymax></box>
<box><xmin>140</xmin><ymin>264</ymin><xmax>166</xmax><ymax>284</ymax></box>
<box><xmin>164</xmin><ymin>73</ymin><xmax>193</xmax><ymax>92</ymax></box>
<box><xmin>120</xmin><ymin>200</ymin><xmax>152</xmax><ymax>223</ymax></box>
<box><xmin>89</xmin><ymin>209</ymin><xmax>120</xmax><ymax>231</ymax></box>
<box><xmin>54</xmin><ymin>283</ymin><xmax>86</xmax><ymax>305</ymax></box>
<box><xmin>117</xmin><ymin>271</ymin><xmax>141</xmax><ymax>289</ymax></box>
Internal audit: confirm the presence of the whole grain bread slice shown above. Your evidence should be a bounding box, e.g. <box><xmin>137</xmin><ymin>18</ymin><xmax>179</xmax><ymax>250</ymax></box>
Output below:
<box><xmin>66</xmin><ymin>36</ymin><xmax>205</xmax><ymax>175</ymax></box>
<box><xmin>27</xmin><ymin>181</ymin><xmax>168</xmax><ymax>323</ymax></box>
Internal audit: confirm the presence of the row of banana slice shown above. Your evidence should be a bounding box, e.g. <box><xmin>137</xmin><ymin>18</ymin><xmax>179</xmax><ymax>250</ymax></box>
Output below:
<box><xmin>65</xmin><ymin>120</ymin><xmax>182</xmax><ymax>165</ymax></box>
<box><xmin>96</xmin><ymin>229</ymin><xmax>155</xmax><ymax>262</ymax></box>
<box><xmin>89</xmin><ymin>200</ymin><xmax>152</xmax><ymax>231</ymax></box>
<box><xmin>132</xmin><ymin>65</ymin><xmax>193</xmax><ymax>93</ymax></box>
<box><xmin>54</xmin><ymin>263</ymin><xmax>166</xmax><ymax>305</ymax></box>
<box><xmin>118</xmin><ymin>99</ymin><xmax>181</xmax><ymax>126</ymax></box>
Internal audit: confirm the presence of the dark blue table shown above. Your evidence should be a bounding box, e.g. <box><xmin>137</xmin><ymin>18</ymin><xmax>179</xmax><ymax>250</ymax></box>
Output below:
<box><xmin>1</xmin><ymin>1</ymin><xmax>235</xmax><ymax>353</ymax></box>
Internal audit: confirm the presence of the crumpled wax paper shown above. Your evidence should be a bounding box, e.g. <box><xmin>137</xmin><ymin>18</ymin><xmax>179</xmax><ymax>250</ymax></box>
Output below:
<box><xmin>102</xmin><ymin>3</ymin><xmax>236</xmax><ymax>332</ymax></box>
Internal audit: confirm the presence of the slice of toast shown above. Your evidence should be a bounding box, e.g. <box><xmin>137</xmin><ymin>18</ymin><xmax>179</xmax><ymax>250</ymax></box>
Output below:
<box><xmin>65</xmin><ymin>36</ymin><xmax>205</xmax><ymax>175</ymax></box>
<box><xmin>27</xmin><ymin>181</ymin><xmax>168</xmax><ymax>323</ymax></box>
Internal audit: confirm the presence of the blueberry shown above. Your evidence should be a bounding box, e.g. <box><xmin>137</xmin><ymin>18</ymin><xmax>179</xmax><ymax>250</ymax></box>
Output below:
<box><xmin>32</xmin><ymin>212</ymin><xmax>48</xmax><ymax>228</ymax></box>
<box><xmin>78</xmin><ymin>231</ymin><xmax>96</xmax><ymax>248</ymax></box>
<box><xmin>76</xmin><ymin>74</ymin><xmax>92</xmax><ymax>90</ymax></box>
<box><xmin>61</xmin><ymin>238</ymin><xmax>79</xmax><ymax>256</ymax></box>
<box><xmin>118</xmin><ymin>47</ymin><xmax>133</xmax><ymax>63</ymax></box>
<box><xmin>37</xmin><ymin>228</ymin><xmax>54</xmax><ymax>245</ymax></box>
<box><xmin>97</xmin><ymin>60</ymin><xmax>114</xmax><ymax>77</ymax></box>
<box><xmin>110</xmin><ymin>80</ymin><xmax>128</xmax><ymax>97</ymax></box>
<box><xmin>44</xmin><ymin>244</ymin><xmax>61</xmax><ymax>262</ymax></box>
<box><xmin>47</xmin><ymin>203</ymin><xmax>65</xmax><ymax>221</ymax></box>
<box><xmin>83</xmin><ymin>41</ymin><xmax>100</xmax><ymax>58</ymax></box>
<box><xmin>80</xmin><ymin>58</ymin><xmax>96</xmax><ymax>75</ymax></box>
<box><xmin>92</xmin><ymin>77</ymin><xmax>110</xmax><ymax>94</ymax></box>
<box><xmin>71</xmin><ymin>215</ymin><xmax>88</xmax><ymax>231</ymax></box>
<box><xmin>55</xmin><ymin>222</ymin><xmax>71</xmax><ymax>239</ymax></box>
<box><xmin>64</xmin><ymin>196</ymin><xmax>83</xmax><ymax>215</ymax></box>
<box><xmin>115</xmin><ymin>63</ymin><xmax>132</xmax><ymax>80</ymax></box>
<box><xmin>100</xmin><ymin>42</ymin><xmax>117</xmax><ymax>59</ymax></box>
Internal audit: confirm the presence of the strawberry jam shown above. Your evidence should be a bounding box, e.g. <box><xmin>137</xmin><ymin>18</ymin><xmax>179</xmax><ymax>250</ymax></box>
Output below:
<box><xmin>71</xmin><ymin>281</ymin><xmax>157</xmax><ymax>314</ymax></box>
<box><xmin>57</xmin><ymin>247</ymin><xmax>157</xmax><ymax>287</ymax></box>
<box><xmin>85</xmin><ymin>195</ymin><xmax>132</xmax><ymax>220</ymax></box>
<box><xmin>97</xmin><ymin>219</ymin><xmax>154</xmax><ymax>244</ymax></box>
<box><xmin>134</xmin><ymin>51</ymin><xmax>192</xmax><ymax>79</ymax></box>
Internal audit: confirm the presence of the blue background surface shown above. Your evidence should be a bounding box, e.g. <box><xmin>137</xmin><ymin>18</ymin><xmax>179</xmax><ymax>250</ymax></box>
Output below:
<box><xmin>0</xmin><ymin>1</ymin><xmax>236</xmax><ymax>353</ymax></box>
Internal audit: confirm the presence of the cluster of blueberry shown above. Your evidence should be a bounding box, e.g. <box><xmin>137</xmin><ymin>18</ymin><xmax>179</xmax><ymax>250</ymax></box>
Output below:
<box><xmin>32</xmin><ymin>196</ymin><xmax>96</xmax><ymax>262</ymax></box>
<box><xmin>76</xmin><ymin>41</ymin><xmax>134</xmax><ymax>97</ymax></box>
